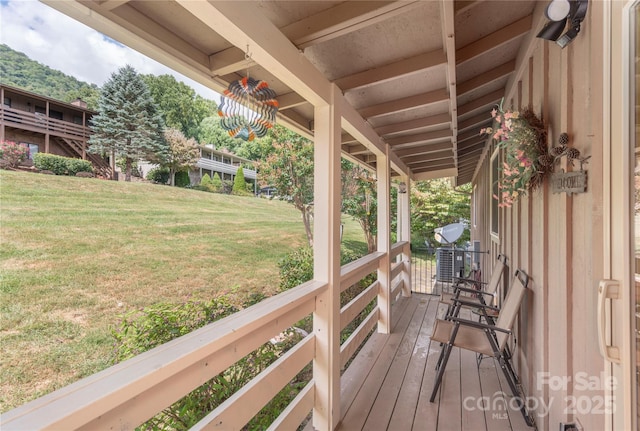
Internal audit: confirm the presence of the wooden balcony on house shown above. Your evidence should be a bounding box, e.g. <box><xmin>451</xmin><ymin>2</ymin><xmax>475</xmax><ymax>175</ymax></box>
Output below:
<box><xmin>0</xmin><ymin>105</ymin><xmax>91</xmax><ymax>141</ymax></box>
<box><xmin>1</xmin><ymin>241</ymin><xmax>532</xmax><ymax>431</ymax></box>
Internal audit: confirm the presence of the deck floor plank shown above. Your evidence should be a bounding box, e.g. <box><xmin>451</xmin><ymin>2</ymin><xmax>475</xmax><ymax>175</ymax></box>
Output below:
<box><xmin>388</xmin><ymin>297</ymin><xmax>438</xmax><ymax>431</ymax></box>
<box><xmin>362</xmin><ymin>297</ymin><xmax>431</xmax><ymax>430</ymax></box>
<box><xmin>337</xmin><ymin>297</ymin><xmax>421</xmax><ymax>430</ymax></box>
<box><xmin>331</xmin><ymin>294</ymin><xmax>525</xmax><ymax>431</ymax></box>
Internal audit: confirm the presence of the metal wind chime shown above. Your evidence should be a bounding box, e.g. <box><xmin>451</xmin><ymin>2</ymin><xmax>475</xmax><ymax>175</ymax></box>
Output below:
<box><xmin>217</xmin><ymin>46</ymin><xmax>279</xmax><ymax>141</ymax></box>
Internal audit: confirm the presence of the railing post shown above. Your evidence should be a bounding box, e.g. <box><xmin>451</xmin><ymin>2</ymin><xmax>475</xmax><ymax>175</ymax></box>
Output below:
<box><xmin>377</xmin><ymin>144</ymin><xmax>391</xmax><ymax>334</ymax></box>
<box><xmin>312</xmin><ymin>84</ymin><xmax>342</xmax><ymax>430</ymax></box>
<box><xmin>399</xmin><ymin>176</ymin><xmax>412</xmax><ymax>297</ymax></box>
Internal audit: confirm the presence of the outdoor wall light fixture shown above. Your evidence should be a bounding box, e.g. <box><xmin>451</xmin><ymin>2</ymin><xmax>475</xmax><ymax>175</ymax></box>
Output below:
<box><xmin>536</xmin><ymin>0</ymin><xmax>589</xmax><ymax>48</ymax></box>
<box><xmin>398</xmin><ymin>182</ymin><xmax>407</xmax><ymax>194</ymax></box>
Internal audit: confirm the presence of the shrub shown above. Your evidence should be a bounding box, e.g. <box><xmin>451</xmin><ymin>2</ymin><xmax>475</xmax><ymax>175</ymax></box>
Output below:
<box><xmin>198</xmin><ymin>173</ymin><xmax>214</xmax><ymax>192</ymax></box>
<box><xmin>232</xmin><ymin>168</ymin><xmax>252</xmax><ymax>196</ymax></box>
<box><xmin>147</xmin><ymin>166</ymin><xmax>170</xmax><ymax>184</ymax></box>
<box><xmin>33</xmin><ymin>153</ymin><xmax>93</xmax><ymax>176</ymax></box>
<box><xmin>174</xmin><ymin>170</ymin><xmax>190</xmax><ymax>187</ymax></box>
<box><xmin>65</xmin><ymin>158</ymin><xmax>94</xmax><ymax>176</ymax></box>
<box><xmin>0</xmin><ymin>141</ymin><xmax>29</xmax><ymax>168</ymax></box>
<box><xmin>211</xmin><ymin>172</ymin><xmax>223</xmax><ymax>193</ymax></box>
<box><xmin>112</xmin><ymin>297</ymin><xmax>302</xmax><ymax>430</ymax></box>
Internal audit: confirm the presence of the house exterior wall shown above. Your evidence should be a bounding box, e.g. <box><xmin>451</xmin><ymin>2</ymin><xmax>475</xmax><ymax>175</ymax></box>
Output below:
<box><xmin>470</xmin><ymin>3</ymin><xmax>608</xmax><ymax>429</ymax></box>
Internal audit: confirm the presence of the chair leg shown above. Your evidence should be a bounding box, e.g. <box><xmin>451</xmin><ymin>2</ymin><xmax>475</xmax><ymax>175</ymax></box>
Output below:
<box><xmin>496</xmin><ymin>354</ymin><xmax>535</xmax><ymax>427</ymax></box>
<box><xmin>430</xmin><ymin>342</ymin><xmax>454</xmax><ymax>402</ymax></box>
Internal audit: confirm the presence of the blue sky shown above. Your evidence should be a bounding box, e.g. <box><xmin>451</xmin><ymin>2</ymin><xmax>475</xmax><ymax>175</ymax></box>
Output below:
<box><xmin>0</xmin><ymin>0</ymin><xmax>221</xmax><ymax>101</ymax></box>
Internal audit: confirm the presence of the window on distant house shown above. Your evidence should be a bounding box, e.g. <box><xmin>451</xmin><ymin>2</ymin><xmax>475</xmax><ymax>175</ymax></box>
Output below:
<box><xmin>35</xmin><ymin>105</ymin><xmax>46</xmax><ymax>114</ymax></box>
<box><xmin>73</xmin><ymin>115</ymin><xmax>83</xmax><ymax>125</ymax></box>
<box><xmin>3</xmin><ymin>97</ymin><xmax>11</xmax><ymax>107</ymax></box>
<box><xmin>19</xmin><ymin>143</ymin><xmax>39</xmax><ymax>160</ymax></box>
<box><xmin>49</xmin><ymin>110</ymin><xmax>63</xmax><ymax>120</ymax></box>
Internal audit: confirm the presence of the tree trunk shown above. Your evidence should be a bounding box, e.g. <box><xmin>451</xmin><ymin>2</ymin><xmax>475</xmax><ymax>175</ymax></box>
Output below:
<box><xmin>169</xmin><ymin>168</ymin><xmax>176</xmax><ymax>186</ymax></box>
<box><xmin>302</xmin><ymin>207</ymin><xmax>313</xmax><ymax>247</ymax></box>
<box><xmin>125</xmin><ymin>157</ymin><xmax>132</xmax><ymax>182</ymax></box>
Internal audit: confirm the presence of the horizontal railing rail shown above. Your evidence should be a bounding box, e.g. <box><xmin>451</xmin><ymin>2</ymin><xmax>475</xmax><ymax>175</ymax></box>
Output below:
<box><xmin>1</xmin><ymin>107</ymin><xmax>91</xmax><ymax>139</ymax></box>
<box><xmin>2</xmin><ymin>245</ymin><xmax>414</xmax><ymax>430</ymax></box>
<box><xmin>196</xmin><ymin>158</ymin><xmax>257</xmax><ymax>180</ymax></box>
<box><xmin>1</xmin><ymin>280</ymin><xmax>326</xmax><ymax>430</ymax></box>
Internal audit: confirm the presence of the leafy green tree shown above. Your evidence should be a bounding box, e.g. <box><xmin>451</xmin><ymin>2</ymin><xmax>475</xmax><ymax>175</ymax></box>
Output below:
<box><xmin>411</xmin><ymin>178</ymin><xmax>471</xmax><ymax>246</ymax></box>
<box><xmin>341</xmin><ymin>160</ymin><xmax>377</xmax><ymax>253</ymax></box>
<box><xmin>163</xmin><ymin>128</ymin><xmax>200</xmax><ymax>186</ymax></box>
<box><xmin>142</xmin><ymin>74</ymin><xmax>216</xmax><ymax>140</ymax></box>
<box><xmin>198</xmin><ymin>116</ymin><xmax>240</xmax><ymax>151</ymax></box>
<box><xmin>257</xmin><ymin>126</ymin><xmax>314</xmax><ymax>246</ymax></box>
<box><xmin>232</xmin><ymin>166</ymin><xmax>251</xmax><ymax>195</ymax></box>
<box><xmin>89</xmin><ymin>65</ymin><xmax>168</xmax><ymax>181</ymax></box>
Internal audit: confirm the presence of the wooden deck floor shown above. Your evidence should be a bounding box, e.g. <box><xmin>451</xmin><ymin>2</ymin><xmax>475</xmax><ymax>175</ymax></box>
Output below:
<box><xmin>335</xmin><ymin>293</ymin><xmax>534</xmax><ymax>431</ymax></box>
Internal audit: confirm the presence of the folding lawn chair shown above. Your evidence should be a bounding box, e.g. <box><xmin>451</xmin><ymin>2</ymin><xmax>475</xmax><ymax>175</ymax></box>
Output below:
<box><xmin>439</xmin><ymin>253</ymin><xmax>507</xmax><ymax>320</ymax></box>
<box><xmin>429</xmin><ymin>269</ymin><xmax>535</xmax><ymax>427</ymax></box>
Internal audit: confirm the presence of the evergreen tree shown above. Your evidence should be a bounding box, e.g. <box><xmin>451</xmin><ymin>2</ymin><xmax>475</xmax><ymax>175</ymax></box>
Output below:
<box><xmin>88</xmin><ymin>65</ymin><xmax>168</xmax><ymax>181</ymax></box>
<box><xmin>232</xmin><ymin>166</ymin><xmax>250</xmax><ymax>195</ymax></box>
<box><xmin>211</xmin><ymin>172</ymin><xmax>223</xmax><ymax>193</ymax></box>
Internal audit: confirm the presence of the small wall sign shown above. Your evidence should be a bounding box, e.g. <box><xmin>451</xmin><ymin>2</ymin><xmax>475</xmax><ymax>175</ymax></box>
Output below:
<box><xmin>551</xmin><ymin>170</ymin><xmax>587</xmax><ymax>195</ymax></box>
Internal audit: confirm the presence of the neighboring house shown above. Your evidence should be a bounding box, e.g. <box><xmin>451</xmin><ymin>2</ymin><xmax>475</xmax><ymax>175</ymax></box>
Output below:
<box><xmin>139</xmin><ymin>145</ymin><xmax>257</xmax><ymax>191</ymax></box>
<box><xmin>0</xmin><ymin>84</ymin><xmax>111</xmax><ymax>177</ymax></box>
<box><xmin>192</xmin><ymin>145</ymin><xmax>257</xmax><ymax>192</ymax></box>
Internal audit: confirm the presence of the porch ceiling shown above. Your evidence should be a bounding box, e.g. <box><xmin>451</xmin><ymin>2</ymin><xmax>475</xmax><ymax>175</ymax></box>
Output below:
<box><xmin>44</xmin><ymin>0</ymin><xmax>545</xmax><ymax>184</ymax></box>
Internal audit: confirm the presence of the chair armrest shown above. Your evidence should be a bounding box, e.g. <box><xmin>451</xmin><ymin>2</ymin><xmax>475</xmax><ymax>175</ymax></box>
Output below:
<box><xmin>449</xmin><ymin>316</ymin><xmax>512</xmax><ymax>334</ymax></box>
<box><xmin>451</xmin><ymin>297</ymin><xmax>499</xmax><ymax>312</ymax></box>
<box><xmin>453</xmin><ymin>276</ymin><xmax>487</xmax><ymax>286</ymax></box>
<box><xmin>452</xmin><ymin>285</ymin><xmax>494</xmax><ymax>297</ymax></box>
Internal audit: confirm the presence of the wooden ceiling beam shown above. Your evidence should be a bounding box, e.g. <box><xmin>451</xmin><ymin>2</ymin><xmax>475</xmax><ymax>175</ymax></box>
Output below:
<box><xmin>458</xmin><ymin>113</ymin><xmax>492</xmax><ymax>132</ymax></box>
<box><xmin>277</xmin><ymin>92</ymin><xmax>307</xmax><ymax>110</ymax></box>
<box><xmin>456</xmin><ymin>15</ymin><xmax>533</xmax><ymax>65</ymax></box>
<box><xmin>281</xmin><ymin>1</ymin><xmax>421</xmax><ymax>49</ymax></box>
<box><xmin>456</xmin><ymin>128</ymin><xmax>482</xmax><ymax>144</ymax></box>
<box><xmin>457</xmin><ymin>59</ymin><xmax>516</xmax><ymax>96</ymax></box>
<box><xmin>454</xmin><ymin>1</ymin><xmax>487</xmax><ymax>15</ymax></box>
<box><xmin>440</xmin><ymin>0</ymin><xmax>458</xmax><ymax>170</ymax></box>
<box><xmin>209</xmin><ymin>47</ymin><xmax>256</xmax><ymax>76</ymax></box>
<box><xmin>410</xmin><ymin>160</ymin><xmax>455</xmax><ymax>170</ymax></box>
<box><xmin>393</xmin><ymin>142</ymin><xmax>453</xmax><ymax>158</ymax></box>
<box><xmin>402</xmin><ymin>150</ymin><xmax>454</xmax><ymax>165</ymax></box>
<box><xmin>334</xmin><ymin>49</ymin><xmax>447</xmax><ymax>91</ymax></box>
<box><xmin>414</xmin><ymin>167</ymin><xmax>458</xmax><ymax>181</ymax></box>
<box><xmin>358</xmin><ymin>88</ymin><xmax>448</xmax><ymax>119</ymax></box>
<box><xmin>375</xmin><ymin>112</ymin><xmax>451</xmax><ymax>136</ymax></box>
<box><xmin>457</xmin><ymin>89</ymin><xmax>503</xmax><ymax>116</ymax></box>
<box><xmin>98</xmin><ymin>0</ymin><xmax>130</xmax><ymax>11</ymax></box>
<box><xmin>386</xmin><ymin>129</ymin><xmax>452</xmax><ymax>147</ymax></box>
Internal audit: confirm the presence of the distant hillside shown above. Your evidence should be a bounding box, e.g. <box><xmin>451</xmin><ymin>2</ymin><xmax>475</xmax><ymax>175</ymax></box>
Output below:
<box><xmin>0</xmin><ymin>44</ymin><xmax>100</xmax><ymax>109</ymax></box>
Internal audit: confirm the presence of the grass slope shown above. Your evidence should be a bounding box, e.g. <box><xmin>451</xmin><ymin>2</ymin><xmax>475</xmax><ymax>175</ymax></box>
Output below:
<box><xmin>0</xmin><ymin>170</ymin><xmax>366</xmax><ymax>411</ymax></box>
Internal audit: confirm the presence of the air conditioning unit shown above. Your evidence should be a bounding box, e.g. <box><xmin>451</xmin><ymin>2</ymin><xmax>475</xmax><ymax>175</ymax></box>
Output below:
<box><xmin>435</xmin><ymin>248</ymin><xmax>465</xmax><ymax>282</ymax></box>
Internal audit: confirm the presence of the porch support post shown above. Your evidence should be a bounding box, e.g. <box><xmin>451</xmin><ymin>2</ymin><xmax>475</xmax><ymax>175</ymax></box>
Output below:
<box><xmin>312</xmin><ymin>84</ymin><xmax>342</xmax><ymax>430</ymax></box>
<box><xmin>377</xmin><ymin>144</ymin><xmax>391</xmax><ymax>333</ymax></box>
<box><xmin>399</xmin><ymin>176</ymin><xmax>412</xmax><ymax>297</ymax></box>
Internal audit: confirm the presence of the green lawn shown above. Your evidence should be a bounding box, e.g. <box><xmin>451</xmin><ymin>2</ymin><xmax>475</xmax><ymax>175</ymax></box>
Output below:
<box><xmin>0</xmin><ymin>170</ymin><xmax>366</xmax><ymax>411</ymax></box>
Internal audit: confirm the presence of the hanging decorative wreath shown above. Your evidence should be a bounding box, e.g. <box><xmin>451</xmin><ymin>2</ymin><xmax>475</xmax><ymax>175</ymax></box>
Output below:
<box><xmin>217</xmin><ymin>77</ymin><xmax>279</xmax><ymax>141</ymax></box>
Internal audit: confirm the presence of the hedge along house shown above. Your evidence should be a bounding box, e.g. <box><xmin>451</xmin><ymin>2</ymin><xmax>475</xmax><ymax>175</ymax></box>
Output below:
<box><xmin>2</xmin><ymin>2</ymin><xmax>637</xmax><ymax>431</ymax></box>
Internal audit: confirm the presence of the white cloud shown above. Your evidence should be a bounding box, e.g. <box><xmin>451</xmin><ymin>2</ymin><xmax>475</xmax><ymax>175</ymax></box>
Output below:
<box><xmin>0</xmin><ymin>0</ymin><xmax>221</xmax><ymax>102</ymax></box>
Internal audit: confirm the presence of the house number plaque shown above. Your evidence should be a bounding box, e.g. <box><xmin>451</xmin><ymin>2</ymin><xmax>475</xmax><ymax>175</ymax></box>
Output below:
<box><xmin>551</xmin><ymin>171</ymin><xmax>587</xmax><ymax>195</ymax></box>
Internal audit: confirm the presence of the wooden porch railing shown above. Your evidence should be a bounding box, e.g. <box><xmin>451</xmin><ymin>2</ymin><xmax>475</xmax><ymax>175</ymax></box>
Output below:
<box><xmin>1</xmin><ymin>106</ymin><xmax>91</xmax><ymax>140</ymax></box>
<box><xmin>1</xmin><ymin>241</ymin><xmax>411</xmax><ymax>430</ymax></box>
